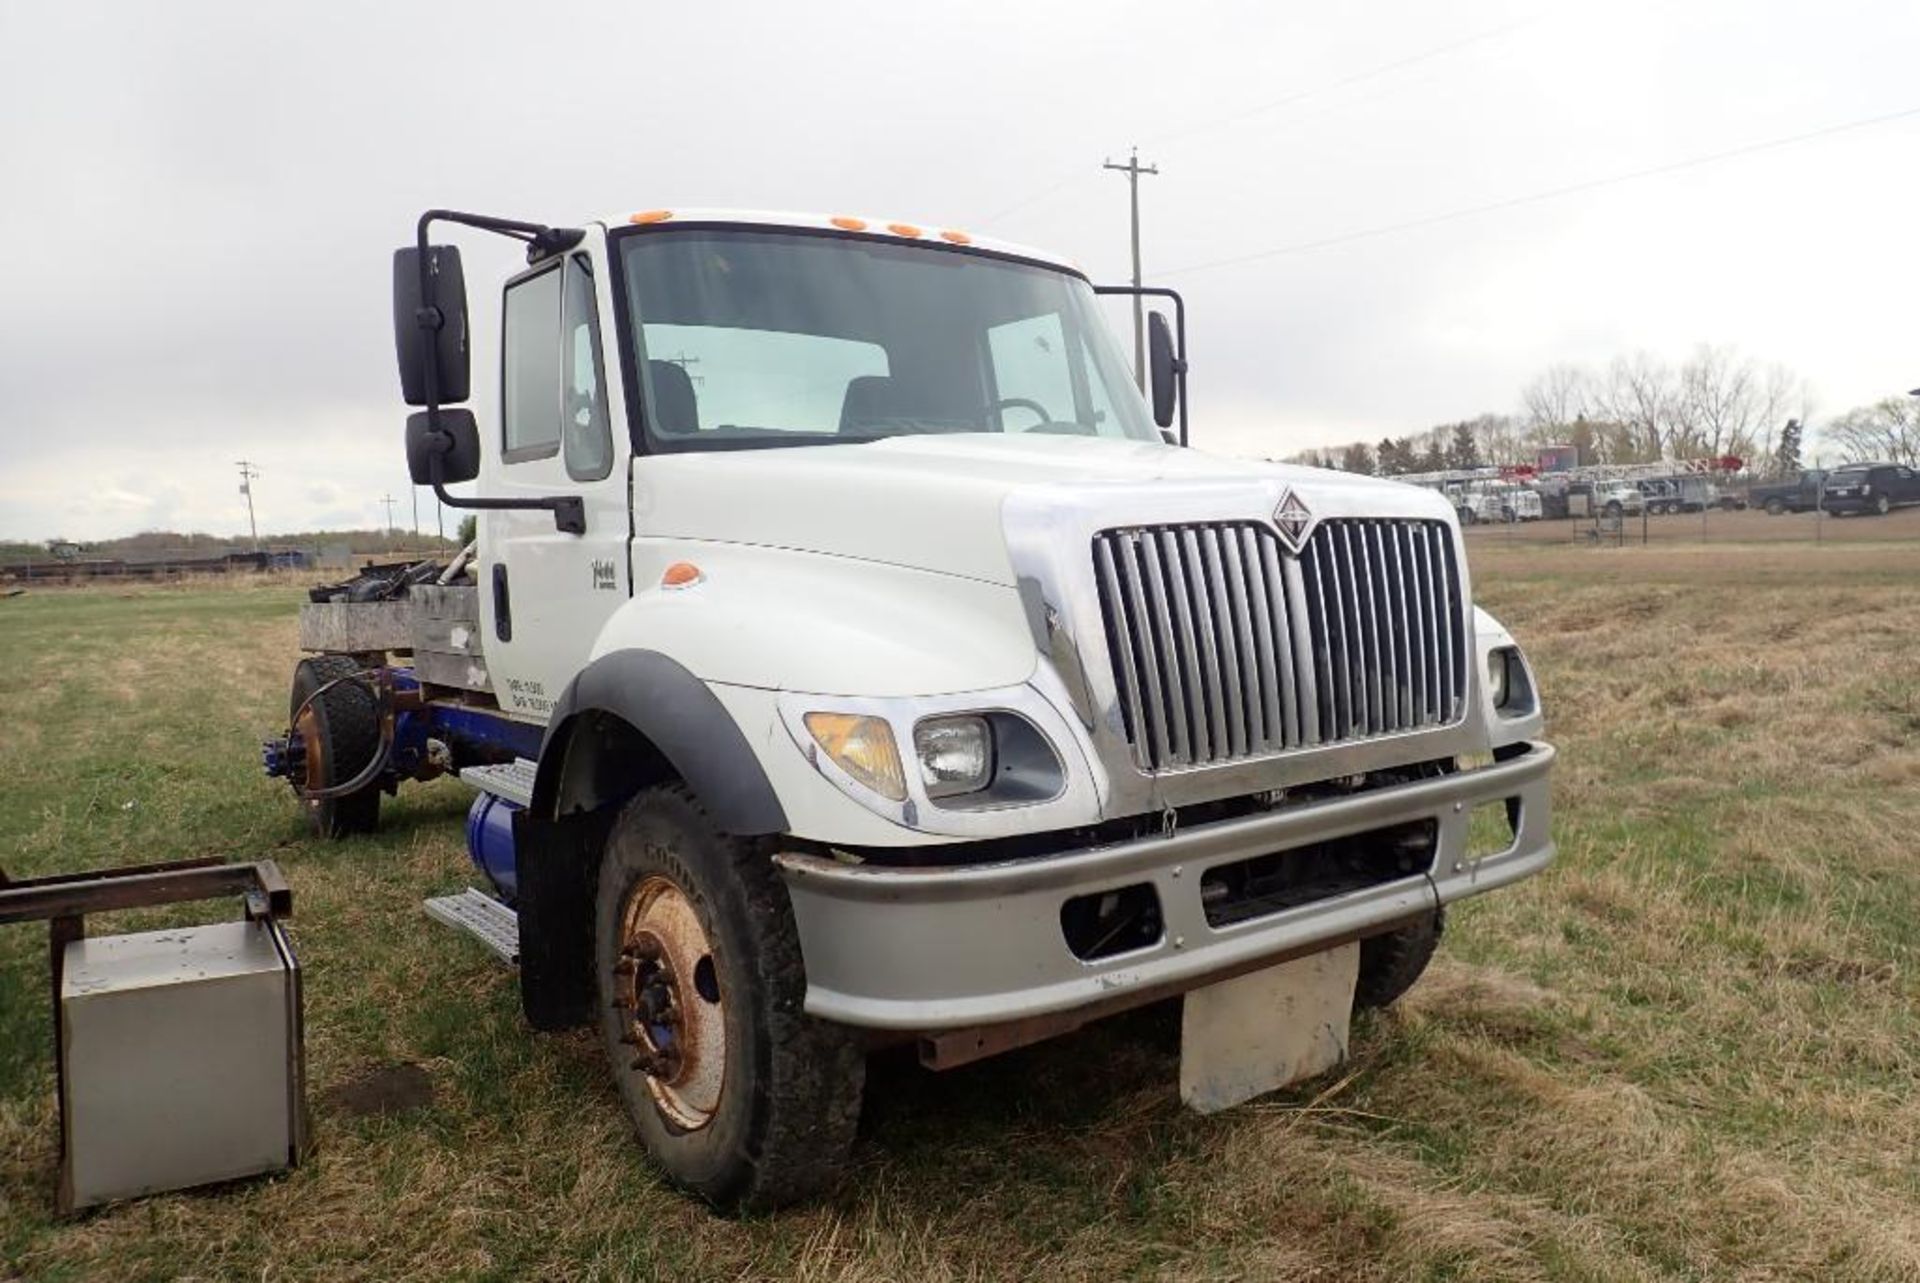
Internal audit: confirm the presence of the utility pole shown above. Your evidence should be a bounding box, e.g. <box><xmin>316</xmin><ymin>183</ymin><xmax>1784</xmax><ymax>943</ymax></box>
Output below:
<box><xmin>1103</xmin><ymin>146</ymin><xmax>1159</xmax><ymax>389</ymax></box>
<box><xmin>380</xmin><ymin>493</ymin><xmax>398</xmax><ymax>544</ymax></box>
<box><xmin>235</xmin><ymin>461</ymin><xmax>261</xmax><ymax>551</ymax></box>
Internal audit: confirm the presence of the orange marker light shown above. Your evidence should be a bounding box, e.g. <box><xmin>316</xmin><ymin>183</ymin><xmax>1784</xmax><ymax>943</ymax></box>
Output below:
<box><xmin>661</xmin><ymin>561</ymin><xmax>703</xmax><ymax>589</ymax></box>
<box><xmin>887</xmin><ymin>222</ymin><xmax>923</xmax><ymax>238</ymax></box>
<box><xmin>629</xmin><ymin>209</ymin><xmax>673</xmax><ymax>224</ymax></box>
<box><xmin>939</xmin><ymin>229</ymin><xmax>971</xmax><ymax>245</ymax></box>
<box><xmin>830</xmin><ymin>215</ymin><xmax>867</xmax><ymax>231</ymax></box>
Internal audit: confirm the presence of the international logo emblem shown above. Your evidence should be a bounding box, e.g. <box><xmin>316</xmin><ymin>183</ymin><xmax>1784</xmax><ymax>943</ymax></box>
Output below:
<box><xmin>1273</xmin><ymin>488</ymin><xmax>1313</xmax><ymax>554</ymax></box>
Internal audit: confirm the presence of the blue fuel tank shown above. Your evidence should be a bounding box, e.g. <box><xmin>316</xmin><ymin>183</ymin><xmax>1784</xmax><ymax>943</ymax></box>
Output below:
<box><xmin>465</xmin><ymin>791</ymin><xmax>520</xmax><ymax>900</ymax></box>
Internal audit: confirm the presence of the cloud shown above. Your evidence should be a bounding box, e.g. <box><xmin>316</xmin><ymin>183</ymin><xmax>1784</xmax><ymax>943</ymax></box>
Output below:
<box><xmin>2</xmin><ymin>0</ymin><xmax>1917</xmax><ymax>539</ymax></box>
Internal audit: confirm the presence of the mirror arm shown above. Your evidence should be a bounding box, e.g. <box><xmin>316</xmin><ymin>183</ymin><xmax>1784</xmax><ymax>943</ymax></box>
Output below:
<box><xmin>413</xmin><ymin>209</ymin><xmax>589</xmax><ymax>537</ymax></box>
<box><xmin>1094</xmin><ymin>284</ymin><xmax>1189</xmax><ymax>446</ymax></box>
<box><xmin>425</xmin><ymin>453</ymin><xmax>585</xmax><ymax>535</ymax></box>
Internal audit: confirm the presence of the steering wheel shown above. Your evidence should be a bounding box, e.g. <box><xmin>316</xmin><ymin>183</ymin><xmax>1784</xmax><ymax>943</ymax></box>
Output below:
<box><xmin>989</xmin><ymin>397</ymin><xmax>1053</xmax><ymax>430</ymax></box>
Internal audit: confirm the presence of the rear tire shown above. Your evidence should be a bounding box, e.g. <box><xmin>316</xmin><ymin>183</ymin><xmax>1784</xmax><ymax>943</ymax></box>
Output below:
<box><xmin>1354</xmin><ymin>911</ymin><xmax>1443</xmax><ymax>1010</ymax></box>
<box><xmin>594</xmin><ymin>784</ymin><xmax>865</xmax><ymax>1211</ymax></box>
<box><xmin>1764</xmin><ymin>497</ymin><xmax>1785</xmax><ymax>515</ymax></box>
<box><xmin>289</xmin><ymin>656</ymin><xmax>381</xmax><ymax>838</ymax></box>
<box><xmin>1873</xmin><ymin>494</ymin><xmax>1891</xmax><ymax>516</ymax></box>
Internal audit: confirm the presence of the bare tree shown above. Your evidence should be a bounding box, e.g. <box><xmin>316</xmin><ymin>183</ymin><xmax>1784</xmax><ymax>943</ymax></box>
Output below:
<box><xmin>1591</xmin><ymin>353</ymin><xmax>1674</xmax><ymax>461</ymax></box>
<box><xmin>1675</xmin><ymin>345</ymin><xmax>1757</xmax><ymax>459</ymax></box>
<box><xmin>1469</xmin><ymin>413</ymin><xmax>1525</xmax><ymax>466</ymax></box>
<box><xmin>1825</xmin><ymin>397</ymin><xmax>1920</xmax><ymax>467</ymax></box>
<box><xmin>1521</xmin><ymin>364</ymin><xmax>1592</xmax><ymax>436</ymax></box>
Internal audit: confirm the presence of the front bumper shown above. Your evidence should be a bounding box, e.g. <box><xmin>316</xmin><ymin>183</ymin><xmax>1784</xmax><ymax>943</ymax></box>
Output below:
<box><xmin>775</xmin><ymin>740</ymin><xmax>1554</xmax><ymax>1030</ymax></box>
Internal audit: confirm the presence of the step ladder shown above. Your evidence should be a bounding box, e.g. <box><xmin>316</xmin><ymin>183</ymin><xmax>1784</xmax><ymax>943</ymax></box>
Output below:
<box><xmin>457</xmin><ymin>757</ymin><xmax>537</xmax><ymax>807</ymax></box>
<box><xmin>423</xmin><ymin>888</ymin><xmax>519</xmax><ymax>965</ymax></box>
<box><xmin>422</xmin><ymin>758</ymin><xmax>539</xmax><ymax>964</ymax></box>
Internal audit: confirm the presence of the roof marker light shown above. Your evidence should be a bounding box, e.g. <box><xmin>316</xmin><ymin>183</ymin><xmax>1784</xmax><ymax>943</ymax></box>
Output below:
<box><xmin>939</xmin><ymin>229</ymin><xmax>971</xmax><ymax>245</ymax></box>
<box><xmin>888</xmin><ymin>222</ymin><xmax>923</xmax><ymax>238</ymax></box>
<box><xmin>831</xmin><ymin>216</ymin><xmax>867</xmax><ymax>231</ymax></box>
<box><xmin>629</xmin><ymin>209</ymin><xmax>673</xmax><ymax>224</ymax></box>
<box><xmin>661</xmin><ymin>562</ymin><xmax>704</xmax><ymax>589</ymax></box>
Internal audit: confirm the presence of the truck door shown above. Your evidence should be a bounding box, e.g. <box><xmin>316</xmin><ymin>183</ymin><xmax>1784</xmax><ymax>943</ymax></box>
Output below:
<box><xmin>479</xmin><ymin>249</ymin><xmax>631</xmax><ymax>723</ymax></box>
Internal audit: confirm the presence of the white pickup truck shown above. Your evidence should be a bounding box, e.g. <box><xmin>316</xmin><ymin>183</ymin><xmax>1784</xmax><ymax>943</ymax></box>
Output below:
<box><xmin>272</xmin><ymin>207</ymin><xmax>1554</xmax><ymax>1210</ymax></box>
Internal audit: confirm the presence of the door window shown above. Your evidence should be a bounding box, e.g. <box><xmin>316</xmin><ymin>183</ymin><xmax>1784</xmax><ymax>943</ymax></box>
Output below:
<box><xmin>561</xmin><ymin>256</ymin><xmax>613</xmax><ymax>480</ymax></box>
<box><xmin>502</xmin><ymin>266</ymin><xmax>562</xmax><ymax>460</ymax></box>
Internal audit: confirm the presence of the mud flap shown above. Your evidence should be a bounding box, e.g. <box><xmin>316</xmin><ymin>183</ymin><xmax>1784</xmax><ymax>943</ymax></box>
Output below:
<box><xmin>1179</xmin><ymin>942</ymin><xmax>1359</xmax><ymax>1114</ymax></box>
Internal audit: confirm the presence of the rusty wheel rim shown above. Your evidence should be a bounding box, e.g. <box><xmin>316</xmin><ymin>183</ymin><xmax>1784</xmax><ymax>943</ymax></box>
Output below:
<box><xmin>295</xmin><ymin>705</ymin><xmax>327</xmax><ymax>811</ymax></box>
<box><xmin>615</xmin><ymin>875</ymin><xmax>725</xmax><ymax>1130</ymax></box>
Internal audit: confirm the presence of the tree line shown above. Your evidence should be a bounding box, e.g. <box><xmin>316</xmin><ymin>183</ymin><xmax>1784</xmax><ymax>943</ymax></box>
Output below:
<box><xmin>1291</xmin><ymin>344</ymin><xmax>1918</xmax><ymax>477</ymax></box>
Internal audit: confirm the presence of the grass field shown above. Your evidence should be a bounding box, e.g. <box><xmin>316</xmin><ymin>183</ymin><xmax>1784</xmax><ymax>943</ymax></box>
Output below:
<box><xmin>3</xmin><ymin>539</ymin><xmax>1919</xmax><ymax>1282</ymax></box>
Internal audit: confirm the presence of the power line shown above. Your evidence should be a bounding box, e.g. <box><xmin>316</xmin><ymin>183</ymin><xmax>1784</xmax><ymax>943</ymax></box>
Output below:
<box><xmin>1160</xmin><ymin>102</ymin><xmax>1920</xmax><ymax>278</ymax></box>
<box><xmin>979</xmin><ymin>16</ymin><xmax>1539</xmax><ymax>226</ymax></box>
<box><xmin>1104</xmin><ymin>147</ymin><xmax>1160</xmax><ymax>388</ymax></box>
<box><xmin>1143</xmin><ymin>15</ymin><xmax>1537</xmax><ymax>150</ymax></box>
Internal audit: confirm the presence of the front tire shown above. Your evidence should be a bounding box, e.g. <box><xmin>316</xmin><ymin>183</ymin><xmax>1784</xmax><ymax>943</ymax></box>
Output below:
<box><xmin>1873</xmin><ymin>494</ymin><xmax>1891</xmax><ymax>516</ymax></box>
<box><xmin>1354</xmin><ymin>910</ymin><xmax>1443</xmax><ymax>1010</ymax></box>
<box><xmin>594</xmin><ymin>784</ymin><xmax>865</xmax><ymax>1211</ymax></box>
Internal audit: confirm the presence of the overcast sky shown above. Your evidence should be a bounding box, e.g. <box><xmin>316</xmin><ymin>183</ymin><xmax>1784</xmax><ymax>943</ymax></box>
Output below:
<box><xmin>2</xmin><ymin>0</ymin><xmax>1915</xmax><ymax>541</ymax></box>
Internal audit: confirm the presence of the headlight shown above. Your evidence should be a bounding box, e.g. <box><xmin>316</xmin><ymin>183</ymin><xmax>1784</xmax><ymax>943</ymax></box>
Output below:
<box><xmin>803</xmin><ymin>712</ymin><xmax>906</xmax><ymax>801</ymax></box>
<box><xmin>1487</xmin><ymin>646</ymin><xmax>1536</xmax><ymax>716</ymax></box>
<box><xmin>914</xmin><ymin>715</ymin><xmax>994</xmax><ymax>798</ymax></box>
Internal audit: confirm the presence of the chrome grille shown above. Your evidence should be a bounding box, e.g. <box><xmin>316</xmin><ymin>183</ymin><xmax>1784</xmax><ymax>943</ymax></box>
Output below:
<box><xmin>1091</xmin><ymin>518</ymin><xmax>1466</xmax><ymax>771</ymax></box>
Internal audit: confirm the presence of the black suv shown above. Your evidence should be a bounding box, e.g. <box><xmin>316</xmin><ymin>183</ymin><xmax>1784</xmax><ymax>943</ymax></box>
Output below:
<box><xmin>1820</xmin><ymin>463</ymin><xmax>1920</xmax><ymax>516</ymax></box>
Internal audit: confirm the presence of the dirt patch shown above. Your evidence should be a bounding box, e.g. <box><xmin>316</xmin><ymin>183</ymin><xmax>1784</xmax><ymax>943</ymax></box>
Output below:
<box><xmin>321</xmin><ymin>1062</ymin><xmax>435</xmax><ymax>1119</ymax></box>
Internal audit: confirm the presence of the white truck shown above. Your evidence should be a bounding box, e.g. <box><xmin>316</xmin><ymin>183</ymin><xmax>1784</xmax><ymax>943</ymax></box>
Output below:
<box><xmin>266</xmin><ymin>207</ymin><xmax>1554</xmax><ymax>1210</ymax></box>
<box><xmin>1452</xmin><ymin>480</ymin><xmax>1542</xmax><ymax>524</ymax></box>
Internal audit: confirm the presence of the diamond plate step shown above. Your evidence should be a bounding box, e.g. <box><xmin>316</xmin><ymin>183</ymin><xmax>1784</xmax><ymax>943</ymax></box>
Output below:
<box><xmin>458</xmin><ymin>758</ymin><xmax>537</xmax><ymax>808</ymax></box>
<box><xmin>423</xmin><ymin>888</ymin><xmax>518</xmax><ymax>965</ymax></box>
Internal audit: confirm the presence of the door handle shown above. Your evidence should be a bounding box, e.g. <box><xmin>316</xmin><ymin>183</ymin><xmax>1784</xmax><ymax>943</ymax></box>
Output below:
<box><xmin>493</xmin><ymin>563</ymin><xmax>512</xmax><ymax>642</ymax></box>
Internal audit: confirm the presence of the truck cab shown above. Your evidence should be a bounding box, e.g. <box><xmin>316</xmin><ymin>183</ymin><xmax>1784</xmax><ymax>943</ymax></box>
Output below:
<box><xmin>271</xmin><ymin>208</ymin><xmax>1554</xmax><ymax>1210</ymax></box>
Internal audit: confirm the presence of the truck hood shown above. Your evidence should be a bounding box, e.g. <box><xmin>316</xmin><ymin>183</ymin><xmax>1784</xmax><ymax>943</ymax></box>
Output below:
<box><xmin>634</xmin><ymin>434</ymin><xmax>1455</xmax><ymax>586</ymax></box>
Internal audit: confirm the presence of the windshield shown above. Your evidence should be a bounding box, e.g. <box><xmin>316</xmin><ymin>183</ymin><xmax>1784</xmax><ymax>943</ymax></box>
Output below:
<box><xmin>616</xmin><ymin>228</ymin><xmax>1159</xmax><ymax>451</ymax></box>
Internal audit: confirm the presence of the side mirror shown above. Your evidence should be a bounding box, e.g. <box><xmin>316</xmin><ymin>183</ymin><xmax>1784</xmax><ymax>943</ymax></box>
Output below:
<box><xmin>1147</xmin><ymin>311</ymin><xmax>1179</xmax><ymax>430</ymax></box>
<box><xmin>406</xmin><ymin>409</ymin><xmax>481</xmax><ymax>485</ymax></box>
<box><xmin>393</xmin><ymin>245</ymin><xmax>470</xmax><ymax>406</ymax></box>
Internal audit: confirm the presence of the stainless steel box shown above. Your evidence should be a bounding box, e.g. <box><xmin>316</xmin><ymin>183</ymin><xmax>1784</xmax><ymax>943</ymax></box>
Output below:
<box><xmin>60</xmin><ymin>919</ymin><xmax>302</xmax><ymax>1210</ymax></box>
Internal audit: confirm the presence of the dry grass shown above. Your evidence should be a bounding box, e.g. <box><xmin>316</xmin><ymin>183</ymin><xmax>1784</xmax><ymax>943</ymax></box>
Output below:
<box><xmin>3</xmin><ymin>539</ymin><xmax>1920</xmax><ymax>1281</ymax></box>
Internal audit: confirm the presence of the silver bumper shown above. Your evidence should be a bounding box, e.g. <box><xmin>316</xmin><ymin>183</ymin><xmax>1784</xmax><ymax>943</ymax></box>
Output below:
<box><xmin>775</xmin><ymin>741</ymin><xmax>1555</xmax><ymax>1030</ymax></box>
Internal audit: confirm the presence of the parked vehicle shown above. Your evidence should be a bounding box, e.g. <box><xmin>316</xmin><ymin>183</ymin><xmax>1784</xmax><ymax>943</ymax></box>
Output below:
<box><xmin>1596</xmin><ymin>483</ymin><xmax>1644</xmax><ymax>517</ymax></box>
<box><xmin>1749</xmin><ymin>470</ymin><xmax>1828</xmax><ymax>515</ymax></box>
<box><xmin>1819</xmin><ymin>463</ymin><xmax>1920</xmax><ymax>516</ymax></box>
<box><xmin>1454</xmin><ymin>481</ymin><xmax>1542</xmax><ymax>524</ymax></box>
<box><xmin>1640</xmin><ymin>475</ymin><xmax>1721</xmax><ymax>514</ymax></box>
<box><xmin>264</xmin><ymin>207</ymin><xmax>1554</xmax><ymax>1210</ymax></box>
